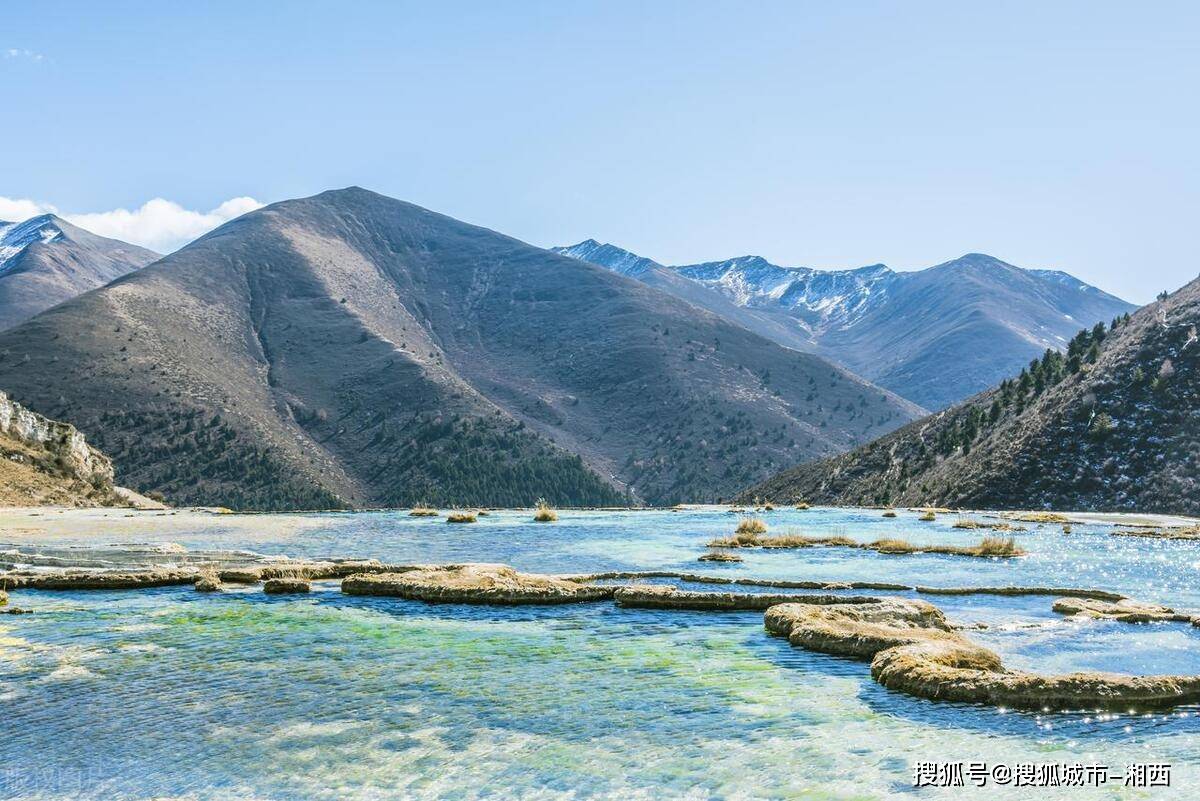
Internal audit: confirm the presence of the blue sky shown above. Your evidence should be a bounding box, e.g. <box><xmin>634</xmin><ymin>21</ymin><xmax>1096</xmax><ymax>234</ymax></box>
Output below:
<box><xmin>3</xmin><ymin>1</ymin><xmax>1197</xmax><ymax>302</ymax></box>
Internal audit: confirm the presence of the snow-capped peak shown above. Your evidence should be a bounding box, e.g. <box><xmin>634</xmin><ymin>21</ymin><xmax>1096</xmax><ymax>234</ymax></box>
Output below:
<box><xmin>551</xmin><ymin>239</ymin><xmax>661</xmax><ymax>277</ymax></box>
<box><xmin>0</xmin><ymin>214</ymin><xmax>64</xmax><ymax>274</ymax></box>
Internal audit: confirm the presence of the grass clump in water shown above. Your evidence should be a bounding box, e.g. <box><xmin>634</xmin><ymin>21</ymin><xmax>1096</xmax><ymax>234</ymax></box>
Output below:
<box><xmin>968</xmin><ymin>536</ymin><xmax>1023</xmax><ymax>556</ymax></box>
<box><xmin>409</xmin><ymin>505</ymin><xmax>439</xmax><ymax>517</ymax></box>
<box><xmin>869</xmin><ymin>538</ymin><xmax>918</xmax><ymax>554</ymax></box>
<box><xmin>868</xmin><ymin>536</ymin><xmax>1024</xmax><ymax>558</ymax></box>
<box><xmin>1006</xmin><ymin>511</ymin><xmax>1070</xmax><ymax>523</ymax></box>
<box><xmin>709</xmin><ymin>531</ymin><xmax>1024</xmax><ymax>559</ymax></box>
<box><xmin>735</xmin><ymin>517</ymin><xmax>768</xmax><ymax>535</ymax></box>
<box><xmin>709</xmin><ymin>527</ymin><xmax>855</xmax><ymax>549</ymax></box>
<box><xmin>882</xmin><ymin>510</ymin><xmax>898</xmax><ymax>518</ymax></box>
<box><xmin>919</xmin><ymin>511</ymin><xmax>936</xmax><ymax>522</ymax></box>
<box><xmin>446</xmin><ymin>511</ymin><xmax>478</xmax><ymax>524</ymax></box>
<box><xmin>533</xmin><ymin>499</ymin><xmax>558</xmax><ymax>523</ymax></box>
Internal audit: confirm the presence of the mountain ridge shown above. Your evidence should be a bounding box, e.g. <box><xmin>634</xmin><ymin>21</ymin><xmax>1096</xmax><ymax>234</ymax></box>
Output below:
<box><xmin>553</xmin><ymin>241</ymin><xmax>1136</xmax><ymax>409</ymax></box>
<box><xmin>0</xmin><ymin>187</ymin><xmax>921</xmax><ymax>510</ymax></box>
<box><xmin>0</xmin><ymin>214</ymin><xmax>160</xmax><ymax>331</ymax></box>
<box><xmin>738</xmin><ymin>274</ymin><xmax>1200</xmax><ymax>515</ymax></box>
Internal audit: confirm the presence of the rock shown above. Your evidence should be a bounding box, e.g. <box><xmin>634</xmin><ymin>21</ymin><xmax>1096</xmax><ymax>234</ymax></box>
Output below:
<box><xmin>342</xmin><ymin>563</ymin><xmax>614</xmax><ymax>605</ymax></box>
<box><xmin>698</xmin><ymin>552</ymin><xmax>743</xmax><ymax>563</ymax></box>
<box><xmin>563</xmin><ymin>570</ymin><xmax>912</xmax><ymax>592</ymax></box>
<box><xmin>916</xmin><ymin>585</ymin><xmax>1125</xmax><ymax>601</ymax></box>
<box><xmin>614</xmin><ymin>584</ymin><xmax>879</xmax><ymax>611</ymax></box>
<box><xmin>0</xmin><ymin>390</ymin><xmax>115</xmax><ymax>489</ymax></box>
<box><xmin>218</xmin><ymin>568</ymin><xmax>264</xmax><ymax>584</ymax></box>
<box><xmin>766</xmin><ymin>598</ymin><xmax>1200</xmax><ymax>710</ymax></box>
<box><xmin>1</xmin><ymin>568</ymin><xmax>198</xmax><ymax>591</ymax></box>
<box><xmin>1052</xmin><ymin>597</ymin><xmax>1190</xmax><ymax>623</ymax></box>
<box><xmin>263</xmin><ymin>578</ymin><xmax>311</xmax><ymax>594</ymax></box>
<box><xmin>194</xmin><ymin>574</ymin><xmax>223</xmax><ymax>593</ymax></box>
<box><xmin>220</xmin><ymin>560</ymin><xmax>394</xmax><ymax>584</ymax></box>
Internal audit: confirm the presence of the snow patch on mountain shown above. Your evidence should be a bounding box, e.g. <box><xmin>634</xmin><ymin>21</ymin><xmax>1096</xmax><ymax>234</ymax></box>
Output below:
<box><xmin>551</xmin><ymin>239</ymin><xmax>660</xmax><ymax>278</ymax></box>
<box><xmin>0</xmin><ymin>215</ymin><xmax>62</xmax><ymax>275</ymax></box>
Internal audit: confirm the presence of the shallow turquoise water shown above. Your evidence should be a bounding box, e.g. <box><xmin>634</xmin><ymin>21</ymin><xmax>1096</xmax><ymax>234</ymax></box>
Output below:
<box><xmin>4</xmin><ymin>507</ymin><xmax>1200</xmax><ymax>799</ymax></box>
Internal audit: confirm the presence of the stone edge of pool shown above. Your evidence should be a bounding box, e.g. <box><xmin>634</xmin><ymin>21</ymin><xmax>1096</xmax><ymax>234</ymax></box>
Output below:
<box><xmin>6</xmin><ymin>560</ymin><xmax>1200</xmax><ymax>712</ymax></box>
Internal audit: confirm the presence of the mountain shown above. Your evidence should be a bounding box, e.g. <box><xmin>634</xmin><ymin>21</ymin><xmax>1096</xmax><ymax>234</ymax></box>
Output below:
<box><xmin>0</xmin><ymin>188</ymin><xmax>921</xmax><ymax>510</ymax></box>
<box><xmin>553</xmin><ymin>243</ymin><xmax>1136</xmax><ymax>410</ymax></box>
<box><xmin>739</xmin><ymin>276</ymin><xmax>1200</xmax><ymax>515</ymax></box>
<box><xmin>0</xmin><ymin>215</ymin><xmax>160</xmax><ymax>331</ymax></box>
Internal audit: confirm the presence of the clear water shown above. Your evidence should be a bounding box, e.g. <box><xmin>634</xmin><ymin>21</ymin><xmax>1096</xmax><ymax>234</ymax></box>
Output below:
<box><xmin>3</xmin><ymin>507</ymin><xmax>1200</xmax><ymax>799</ymax></box>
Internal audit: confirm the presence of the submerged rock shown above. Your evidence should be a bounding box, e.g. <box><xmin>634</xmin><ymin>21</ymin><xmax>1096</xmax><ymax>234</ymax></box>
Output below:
<box><xmin>614</xmin><ymin>584</ymin><xmax>879</xmax><ymax>611</ymax></box>
<box><xmin>263</xmin><ymin>578</ymin><xmax>311</xmax><ymax>594</ymax></box>
<box><xmin>341</xmin><ymin>563</ymin><xmax>614</xmax><ymax>605</ymax></box>
<box><xmin>1052</xmin><ymin>597</ymin><xmax>1190</xmax><ymax>623</ymax></box>
<box><xmin>766</xmin><ymin>598</ymin><xmax>1200</xmax><ymax>710</ymax></box>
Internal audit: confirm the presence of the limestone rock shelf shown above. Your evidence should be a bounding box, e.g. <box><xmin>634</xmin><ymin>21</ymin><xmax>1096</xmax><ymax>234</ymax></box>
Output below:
<box><xmin>341</xmin><ymin>564</ymin><xmax>616</xmax><ymax>605</ymax></box>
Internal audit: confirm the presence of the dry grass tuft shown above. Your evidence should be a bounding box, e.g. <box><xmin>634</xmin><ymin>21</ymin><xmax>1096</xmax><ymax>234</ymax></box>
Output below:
<box><xmin>409</xmin><ymin>506</ymin><xmax>439</xmax><ymax>517</ymax></box>
<box><xmin>882</xmin><ymin>510</ymin><xmax>898</xmax><ymax>518</ymax></box>
<box><xmin>533</xmin><ymin>499</ymin><xmax>558</xmax><ymax>523</ymax></box>
<box><xmin>795</xmin><ymin>501</ymin><xmax>811</xmax><ymax>510</ymax></box>
<box><xmin>735</xmin><ymin>517</ymin><xmax>768</xmax><ymax>536</ymax></box>
<box><xmin>919</xmin><ymin>511</ymin><xmax>936</xmax><ymax>522</ymax></box>
<box><xmin>446</xmin><ymin>511</ymin><xmax>478</xmax><ymax>524</ymax></box>
<box><xmin>971</xmin><ymin>536</ymin><xmax>1022</xmax><ymax>556</ymax></box>
<box><xmin>1004</xmin><ymin>511</ymin><xmax>1070</xmax><ymax>523</ymax></box>
<box><xmin>869</xmin><ymin>538</ymin><xmax>919</xmax><ymax>554</ymax></box>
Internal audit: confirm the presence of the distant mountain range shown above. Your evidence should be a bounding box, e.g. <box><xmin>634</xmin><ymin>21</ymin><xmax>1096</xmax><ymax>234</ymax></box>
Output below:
<box><xmin>0</xmin><ymin>188</ymin><xmax>921</xmax><ymax>510</ymax></box>
<box><xmin>553</xmin><ymin>241</ymin><xmax>1135</xmax><ymax>410</ymax></box>
<box><xmin>0</xmin><ymin>214</ymin><xmax>159</xmax><ymax>331</ymax></box>
<box><xmin>740</xmin><ymin>275</ymin><xmax>1200</xmax><ymax>515</ymax></box>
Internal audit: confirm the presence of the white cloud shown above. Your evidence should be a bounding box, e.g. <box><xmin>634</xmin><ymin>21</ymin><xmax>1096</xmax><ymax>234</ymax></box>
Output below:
<box><xmin>0</xmin><ymin>196</ymin><xmax>53</xmax><ymax>221</ymax></box>
<box><xmin>4</xmin><ymin>48</ymin><xmax>45</xmax><ymax>62</ymax></box>
<box><xmin>0</xmin><ymin>195</ymin><xmax>265</xmax><ymax>253</ymax></box>
<box><xmin>64</xmin><ymin>197</ymin><xmax>265</xmax><ymax>253</ymax></box>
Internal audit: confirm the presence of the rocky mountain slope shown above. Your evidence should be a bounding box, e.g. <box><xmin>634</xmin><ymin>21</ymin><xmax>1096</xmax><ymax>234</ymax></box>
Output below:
<box><xmin>739</xmin><ymin>276</ymin><xmax>1200</xmax><ymax>515</ymax></box>
<box><xmin>0</xmin><ymin>215</ymin><xmax>160</xmax><ymax>331</ymax></box>
<box><xmin>554</xmin><ymin>242</ymin><xmax>1135</xmax><ymax>410</ymax></box>
<box><xmin>0</xmin><ymin>188</ymin><xmax>921</xmax><ymax>510</ymax></box>
<box><xmin>0</xmin><ymin>390</ymin><xmax>121</xmax><ymax>506</ymax></box>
